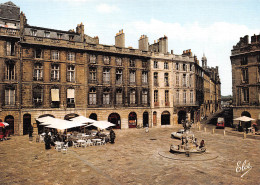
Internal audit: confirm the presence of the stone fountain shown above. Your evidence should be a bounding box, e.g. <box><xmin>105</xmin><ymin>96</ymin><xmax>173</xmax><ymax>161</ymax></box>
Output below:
<box><xmin>170</xmin><ymin>120</ymin><xmax>206</xmax><ymax>156</ymax></box>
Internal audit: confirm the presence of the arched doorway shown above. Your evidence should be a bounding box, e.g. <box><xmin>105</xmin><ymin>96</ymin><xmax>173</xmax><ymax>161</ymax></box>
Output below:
<box><xmin>161</xmin><ymin>111</ymin><xmax>170</xmax><ymax>125</ymax></box>
<box><xmin>89</xmin><ymin>113</ymin><xmax>97</xmax><ymax>121</ymax></box>
<box><xmin>23</xmin><ymin>114</ymin><xmax>31</xmax><ymax>135</ymax></box>
<box><xmin>128</xmin><ymin>112</ymin><xmax>137</xmax><ymax>128</ymax></box>
<box><xmin>64</xmin><ymin>113</ymin><xmax>79</xmax><ymax>120</ymax></box>
<box><xmin>153</xmin><ymin>111</ymin><xmax>157</xmax><ymax>126</ymax></box>
<box><xmin>143</xmin><ymin>112</ymin><xmax>149</xmax><ymax>127</ymax></box>
<box><xmin>108</xmin><ymin>113</ymin><xmax>121</xmax><ymax>129</ymax></box>
<box><xmin>37</xmin><ymin>114</ymin><xmax>55</xmax><ymax>134</ymax></box>
<box><xmin>5</xmin><ymin>115</ymin><xmax>14</xmax><ymax>135</ymax></box>
<box><xmin>178</xmin><ymin>110</ymin><xmax>187</xmax><ymax>124</ymax></box>
<box><xmin>241</xmin><ymin>111</ymin><xmax>251</xmax><ymax>117</ymax></box>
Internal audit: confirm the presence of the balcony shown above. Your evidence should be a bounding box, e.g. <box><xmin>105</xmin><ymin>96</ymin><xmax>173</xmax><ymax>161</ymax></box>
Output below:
<box><xmin>154</xmin><ymin>102</ymin><xmax>159</xmax><ymax>107</ymax></box>
<box><xmin>165</xmin><ymin>102</ymin><xmax>170</xmax><ymax>106</ymax></box>
<box><xmin>0</xmin><ymin>27</ymin><xmax>19</xmax><ymax>38</ymax></box>
<box><xmin>174</xmin><ymin>101</ymin><xmax>199</xmax><ymax>107</ymax></box>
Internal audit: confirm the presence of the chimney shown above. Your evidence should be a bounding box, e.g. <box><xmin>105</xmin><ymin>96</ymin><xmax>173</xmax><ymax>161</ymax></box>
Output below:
<box><xmin>171</xmin><ymin>50</ymin><xmax>174</xmax><ymax>54</ymax></box>
<box><xmin>76</xmin><ymin>23</ymin><xmax>85</xmax><ymax>42</ymax></box>
<box><xmin>139</xmin><ymin>35</ymin><xmax>149</xmax><ymax>51</ymax></box>
<box><xmin>115</xmin><ymin>29</ymin><xmax>125</xmax><ymax>48</ymax></box>
<box><xmin>158</xmin><ymin>36</ymin><xmax>168</xmax><ymax>54</ymax></box>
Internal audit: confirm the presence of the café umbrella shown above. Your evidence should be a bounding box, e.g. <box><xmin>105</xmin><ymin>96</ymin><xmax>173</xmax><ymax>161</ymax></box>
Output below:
<box><xmin>233</xmin><ymin>116</ymin><xmax>255</xmax><ymax>122</ymax></box>
<box><xmin>87</xmin><ymin>121</ymin><xmax>115</xmax><ymax>130</ymax></box>
<box><xmin>0</xmin><ymin>122</ymin><xmax>5</xmax><ymax>127</ymax></box>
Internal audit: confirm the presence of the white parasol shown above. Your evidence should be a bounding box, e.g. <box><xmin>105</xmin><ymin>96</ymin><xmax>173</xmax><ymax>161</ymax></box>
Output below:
<box><xmin>87</xmin><ymin>121</ymin><xmax>115</xmax><ymax>130</ymax></box>
<box><xmin>233</xmin><ymin>116</ymin><xmax>255</xmax><ymax>122</ymax></box>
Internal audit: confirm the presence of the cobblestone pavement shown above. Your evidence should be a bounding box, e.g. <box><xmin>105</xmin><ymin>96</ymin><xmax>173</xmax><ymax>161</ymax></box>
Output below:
<box><xmin>0</xmin><ymin>126</ymin><xmax>259</xmax><ymax>185</ymax></box>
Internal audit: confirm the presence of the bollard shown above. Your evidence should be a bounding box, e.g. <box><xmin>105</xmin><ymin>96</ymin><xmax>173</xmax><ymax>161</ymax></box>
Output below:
<box><xmin>198</xmin><ymin>125</ymin><xmax>201</xmax><ymax>131</ymax></box>
<box><xmin>204</xmin><ymin>127</ymin><xmax>207</xmax><ymax>132</ymax></box>
<box><xmin>243</xmin><ymin>132</ymin><xmax>246</xmax><ymax>139</ymax></box>
<box><xmin>223</xmin><ymin>130</ymin><xmax>226</xmax><ymax>136</ymax></box>
<box><xmin>212</xmin><ymin>128</ymin><xmax>215</xmax><ymax>134</ymax></box>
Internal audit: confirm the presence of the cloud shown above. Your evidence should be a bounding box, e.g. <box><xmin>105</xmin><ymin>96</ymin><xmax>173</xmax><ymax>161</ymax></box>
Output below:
<box><xmin>96</xmin><ymin>3</ymin><xmax>119</xmax><ymax>14</ymax></box>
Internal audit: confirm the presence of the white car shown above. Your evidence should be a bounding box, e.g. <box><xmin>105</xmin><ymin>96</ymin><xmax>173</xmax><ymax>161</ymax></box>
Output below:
<box><xmin>171</xmin><ymin>129</ymin><xmax>185</xmax><ymax>139</ymax></box>
<box><xmin>171</xmin><ymin>129</ymin><xmax>194</xmax><ymax>139</ymax></box>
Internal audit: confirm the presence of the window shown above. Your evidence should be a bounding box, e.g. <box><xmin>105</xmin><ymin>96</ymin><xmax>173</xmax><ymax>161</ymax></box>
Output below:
<box><xmin>57</xmin><ymin>33</ymin><xmax>62</xmax><ymax>39</ymax></box>
<box><xmin>89</xmin><ymin>67</ymin><xmax>97</xmax><ymax>83</ymax></box>
<box><xmin>189</xmin><ymin>75</ymin><xmax>193</xmax><ymax>87</ymax></box>
<box><xmin>51</xmin><ymin>64</ymin><xmax>60</xmax><ymax>81</ymax></box>
<box><xmin>67</xmin><ymin>89</ymin><xmax>75</xmax><ymax>108</ymax></box>
<box><xmin>190</xmin><ymin>91</ymin><xmax>194</xmax><ymax>104</ymax></box>
<box><xmin>51</xmin><ymin>51</ymin><xmax>59</xmax><ymax>60</ymax></box>
<box><xmin>142</xmin><ymin>71</ymin><xmax>148</xmax><ymax>84</ymax></box>
<box><xmin>183</xmin><ymin>64</ymin><xmax>186</xmax><ymax>71</ymax></box>
<box><xmin>164</xmin><ymin>73</ymin><xmax>169</xmax><ymax>86</ymax></box>
<box><xmin>142</xmin><ymin>89</ymin><xmax>148</xmax><ymax>104</ymax></box>
<box><xmin>6</xmin><ymin>41</ymin><xmax>15</xmax><ymax>56</ymax></box>
<box><xmin>154</xmin><ymin>90</ymin><xmax>158</xmax><ymax>105</ymax></box>
<box><xmin>183</xmin><ymin>74</ymin><xmax>186</xmax><ymax>87</ymax></box>
<box><xmin>130</xmin><ymin>59</ymin><xmax>135</xmax><ymax>67</ymax></box>
<box><xmin>164</xmin><ymin>62</ymin><xmax>169</xmax><ymax>69</ymax></box>
<box><xmin>130</xmin><ymin>70</ymin><xmax>136</xmax><ymax>83</ymax></box>
<box><xmin>114</xmin><ymin>57</ymin><xmax>121</xmax><ymax>66</ymax></box>
<box><xmin>44</xmin><ymin>32</ymin><xmax>50</xmax><ymax>38</ymax></box>
<box><xmin>241</xmin><ymin>56</ymin><xmax>248</xmax><ymax>65</ymax></box>
<box><xmin>5</xmin><ymin>61</ymin><xmax>15</xmax><ymax>80</ymax></box>
<box><xmin>5</xmin><ymin>88</ymin><xmax>15</xmax><ymax>105</ymax></box>
<box><xmin>103</xmin><ymin>88</ymin><xmax>110</xmax><ymax>105</ymax></box>
<box><xmin>176</xmin><ymin>91</ymin><xmax>179</xmax><ymax>103</ymax></box>
<box><xmin>90</xmin><ymin>55</ymin><xmax>97</xmax><ymax>64</ymax></box>
<box><xmin>116</xmin><ymin>69</ymin><xmax>122</xmax><ymax>85</ymax></box>
<box><xmin>35</xmin><ymin>48</ymin><xmax>42</xmax><ymax>58</ymax></box>
<box><xmin>67</xmin><ymin>52</ymin><xmax>75</xmax><ymax>61</ymax></box>
<box><xmin>186</xmin><ymin>74</ymin><xmax>189</xmax><ymax>87</ymax></box>
<box><xmin>154</xmin><ymin>72</ymin><xmax>158</xmax><ymax>86</ymax></box>
<box><xmin>89</xmin><ymin>88</ymin><xmax>96</xmax><ymax>105</ymax></box>
<box><xmin>176</xmin><ymin>63</ymin><xmax>179</xmax><ymax>70</ymax></box>
<box><xmin>116</xmin><ymin>89</ymin><xmax>123</xmax><ymax>104</ymax></box>
<box><xmin>103</xmin><ymin>56</ymin><xmax>110</xmax><ymax>65</ymax></box>
<box><xmin>33</xmin><ymin>86</ymin><xmax>43</xmax><ymax>106</ymax></box>
<box><xmin>51</xmin><ymin>88</ymin><xmax>60</xmax><ymax>108</ymax></box>
<box><xmin>242</xmin><ymin>88</ymin><xmax>249</xmax><ymax>102</ymax></box>
<box><xmin>130</xmin><ymin>89</ymin><xmax>136</xmax><ymax>104</ymax></box>
<box><xmin>175</xmin><ymin>74</ymin><xmax>179</xmax><ymax>86</ymax></box>
<box><xmin>67</xmin><ymin>65</ymin><xmax>75</xmax><ymax>82</ymax></box>
<box><xmin>33</xmin><ymin>63</ymin><xmax>43</xmax><ymax>81</ymax></box>
<box><xmin>154</xmin><ymin>61</ymin><xmax>158</xmax><ymax>68</ymax></box>
<box><xmin>190</xmin><ymin>64</ymin><xmax>193</xmax><ymax>72</ymax></box>
<box><xmin>183</xmin><ymin>91</ymin><xmax>186</xmax><ymax>104</ymax></box>
<box><xmin>142</xmin><ymin>61</ymin><xmax>148</xmax><ymax>68</ymax></box>
<box><xmin>258</xmin><ymin>67</ymin><xmax>260</xmax><ymax>82</ymax></box>
<box><xmin>241</xmin><ymin>68</ymin><xmax>248</xmax><ymax>83</ymax></box>
<box><xmin>103</xmin><ymin>68</ymin><xmax>110</xmax><ymax>84</ymax></box>
<box><xmin>257</xmin><ymin>55</ymin><xmax>260</xmax><ymax>63</ymax></box>
<box><xmin>165</xmin><ymin>90</ymin><xmax>169</xmax><ymax>105</ymax></box>
<box><xmin>31</xmin><ymin>29</ymin><xmax>37</xmax><ymax>36</ymax></box>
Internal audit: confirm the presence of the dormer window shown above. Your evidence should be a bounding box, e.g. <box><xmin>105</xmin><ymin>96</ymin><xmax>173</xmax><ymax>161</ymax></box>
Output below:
<box><xmin>57</xmin><ymin>33</ymin><xmax>62</xmax><ymax>39</ymax></box>
<box><xmin>69</xmin><ymin>35</ymin><xmax>74</xmax><ymax>41</ymax></box>
<box><xmin>31</xmin><ymin>29</ymin><xmax>37</xmax><ymax>36</ymax></box>
<box><xmin>241</xmin><ymin>56</ymin><xmax>248</xmax><ymax>65</ymax></box>
<box><xmin>44</xmin><ymin>31</ymin><xmax>50</xmax><ymax>38</ymax></box>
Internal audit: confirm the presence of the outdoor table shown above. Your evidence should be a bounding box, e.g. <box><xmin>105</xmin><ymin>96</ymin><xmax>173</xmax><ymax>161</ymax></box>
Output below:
<box><xmin>77</xmin><ymin>139</ymin><xmax>86</xmax><ymax>147</ymax></box>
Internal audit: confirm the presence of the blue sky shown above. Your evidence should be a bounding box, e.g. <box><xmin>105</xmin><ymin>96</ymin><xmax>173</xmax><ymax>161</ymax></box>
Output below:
<box><xmin>8</xmin><ymin>0</ymin><xmax>260</xmax><ymax>95</ymax></box>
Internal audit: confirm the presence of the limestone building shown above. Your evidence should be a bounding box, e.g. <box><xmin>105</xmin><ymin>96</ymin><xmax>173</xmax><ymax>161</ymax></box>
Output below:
<box><xmin>0</xmin><ymin>1</ymin><xmax>221</xmax><ymax>135</ymax></box>
<box><xmin>231</xmin><ymin>34</ymin><xmax>260</xmax><ymax>125</ymax></box>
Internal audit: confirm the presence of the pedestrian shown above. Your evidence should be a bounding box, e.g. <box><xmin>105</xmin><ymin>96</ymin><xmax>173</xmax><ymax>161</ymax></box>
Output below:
<box><xmin>110</xmin><ymin>129</ymin><xmax>116</xmax><ymax>144</ymax></box>
<box><xmin>199</xmin><ymin>139</ymin><xmax>205</xmax><ymax>149</ymax></box>
<box><xmin>44</xmin><ymin>131</ymin><xmax>51</xmax><ymax>150</ymax></box>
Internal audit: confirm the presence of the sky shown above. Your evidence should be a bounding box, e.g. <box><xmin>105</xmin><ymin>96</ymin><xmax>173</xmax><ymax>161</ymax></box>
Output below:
<box><xmin>8</xmin><ymin>0</ymin><xmax>260</xmax><ymax>96</ymax></box>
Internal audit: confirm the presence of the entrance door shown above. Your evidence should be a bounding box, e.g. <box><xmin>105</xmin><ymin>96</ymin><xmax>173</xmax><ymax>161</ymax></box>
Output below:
<box><xmin>143</xmin><ymin>112</ymin><xmax>149</xmax><ymax>127</ymax></box>
<box><xmin>5</xmin><ymin>115</ymin><xmax>14</xmax><ymax>135</ymax></box>
<box><xmin>161</xmin><ymin>111</ymin><xmax>170</xmax><ymax>125</ymax></box>
<box><xmin>108</xmin><ymin>113</ymin><xmax>121</xmax><ymax>129</ymax></box>
<box><xmin>178</xmin><ymin>110</ymin><xmax>187</xmax><ymax>124</ymax></box>
<box><xmin>23</xmin><ymin>114</ymin><xmax>31</xmax><ymax>135</ymax></box>
<box><xmin>128</xmin><ymin>112</ymin><xmax>137</xmax><ymax>128</ymax></box>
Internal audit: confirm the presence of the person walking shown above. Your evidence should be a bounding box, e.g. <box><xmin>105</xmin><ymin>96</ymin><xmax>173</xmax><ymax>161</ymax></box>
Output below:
<box><xmin>110</xmin><ymin>129</ymin><xmax>116</xmax><ymax>144</ymax></box>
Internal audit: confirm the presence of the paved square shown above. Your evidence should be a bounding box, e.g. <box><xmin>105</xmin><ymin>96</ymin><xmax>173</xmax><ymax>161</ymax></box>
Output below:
<box><xmin>0</xmin><ymin>127</ymin><xmax>259</xmax><ymax>184</ymax></box>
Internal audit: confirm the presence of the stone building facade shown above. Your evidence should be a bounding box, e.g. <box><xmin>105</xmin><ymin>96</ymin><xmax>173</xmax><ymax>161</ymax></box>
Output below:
<box><xmin>231</xmin><ymin>34</ymin><xmax>260</xmax><ymax>125</ymax></box>
<box><xmin>0</xmin><ymin>2</ymin><xmax>221</xmax><ymax>135</ymax></box>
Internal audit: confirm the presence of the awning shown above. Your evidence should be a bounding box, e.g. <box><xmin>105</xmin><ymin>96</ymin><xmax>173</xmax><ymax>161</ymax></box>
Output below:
<box><xmin>67</xmin><ymin>89</ymin><xmax>75</xmax><ymax>99</ymax></box>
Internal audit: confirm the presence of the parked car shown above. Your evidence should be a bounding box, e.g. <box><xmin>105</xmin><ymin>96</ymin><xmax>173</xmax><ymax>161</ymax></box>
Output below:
<box><xmin>171</xmin><ymin>129</ymin><xmax>194</xmax><ymax>139</ymax></box>
<box><xmin>216</xmin><ymin>117</ymin><xmax>225</xmax><ymax>128</ymax></box>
